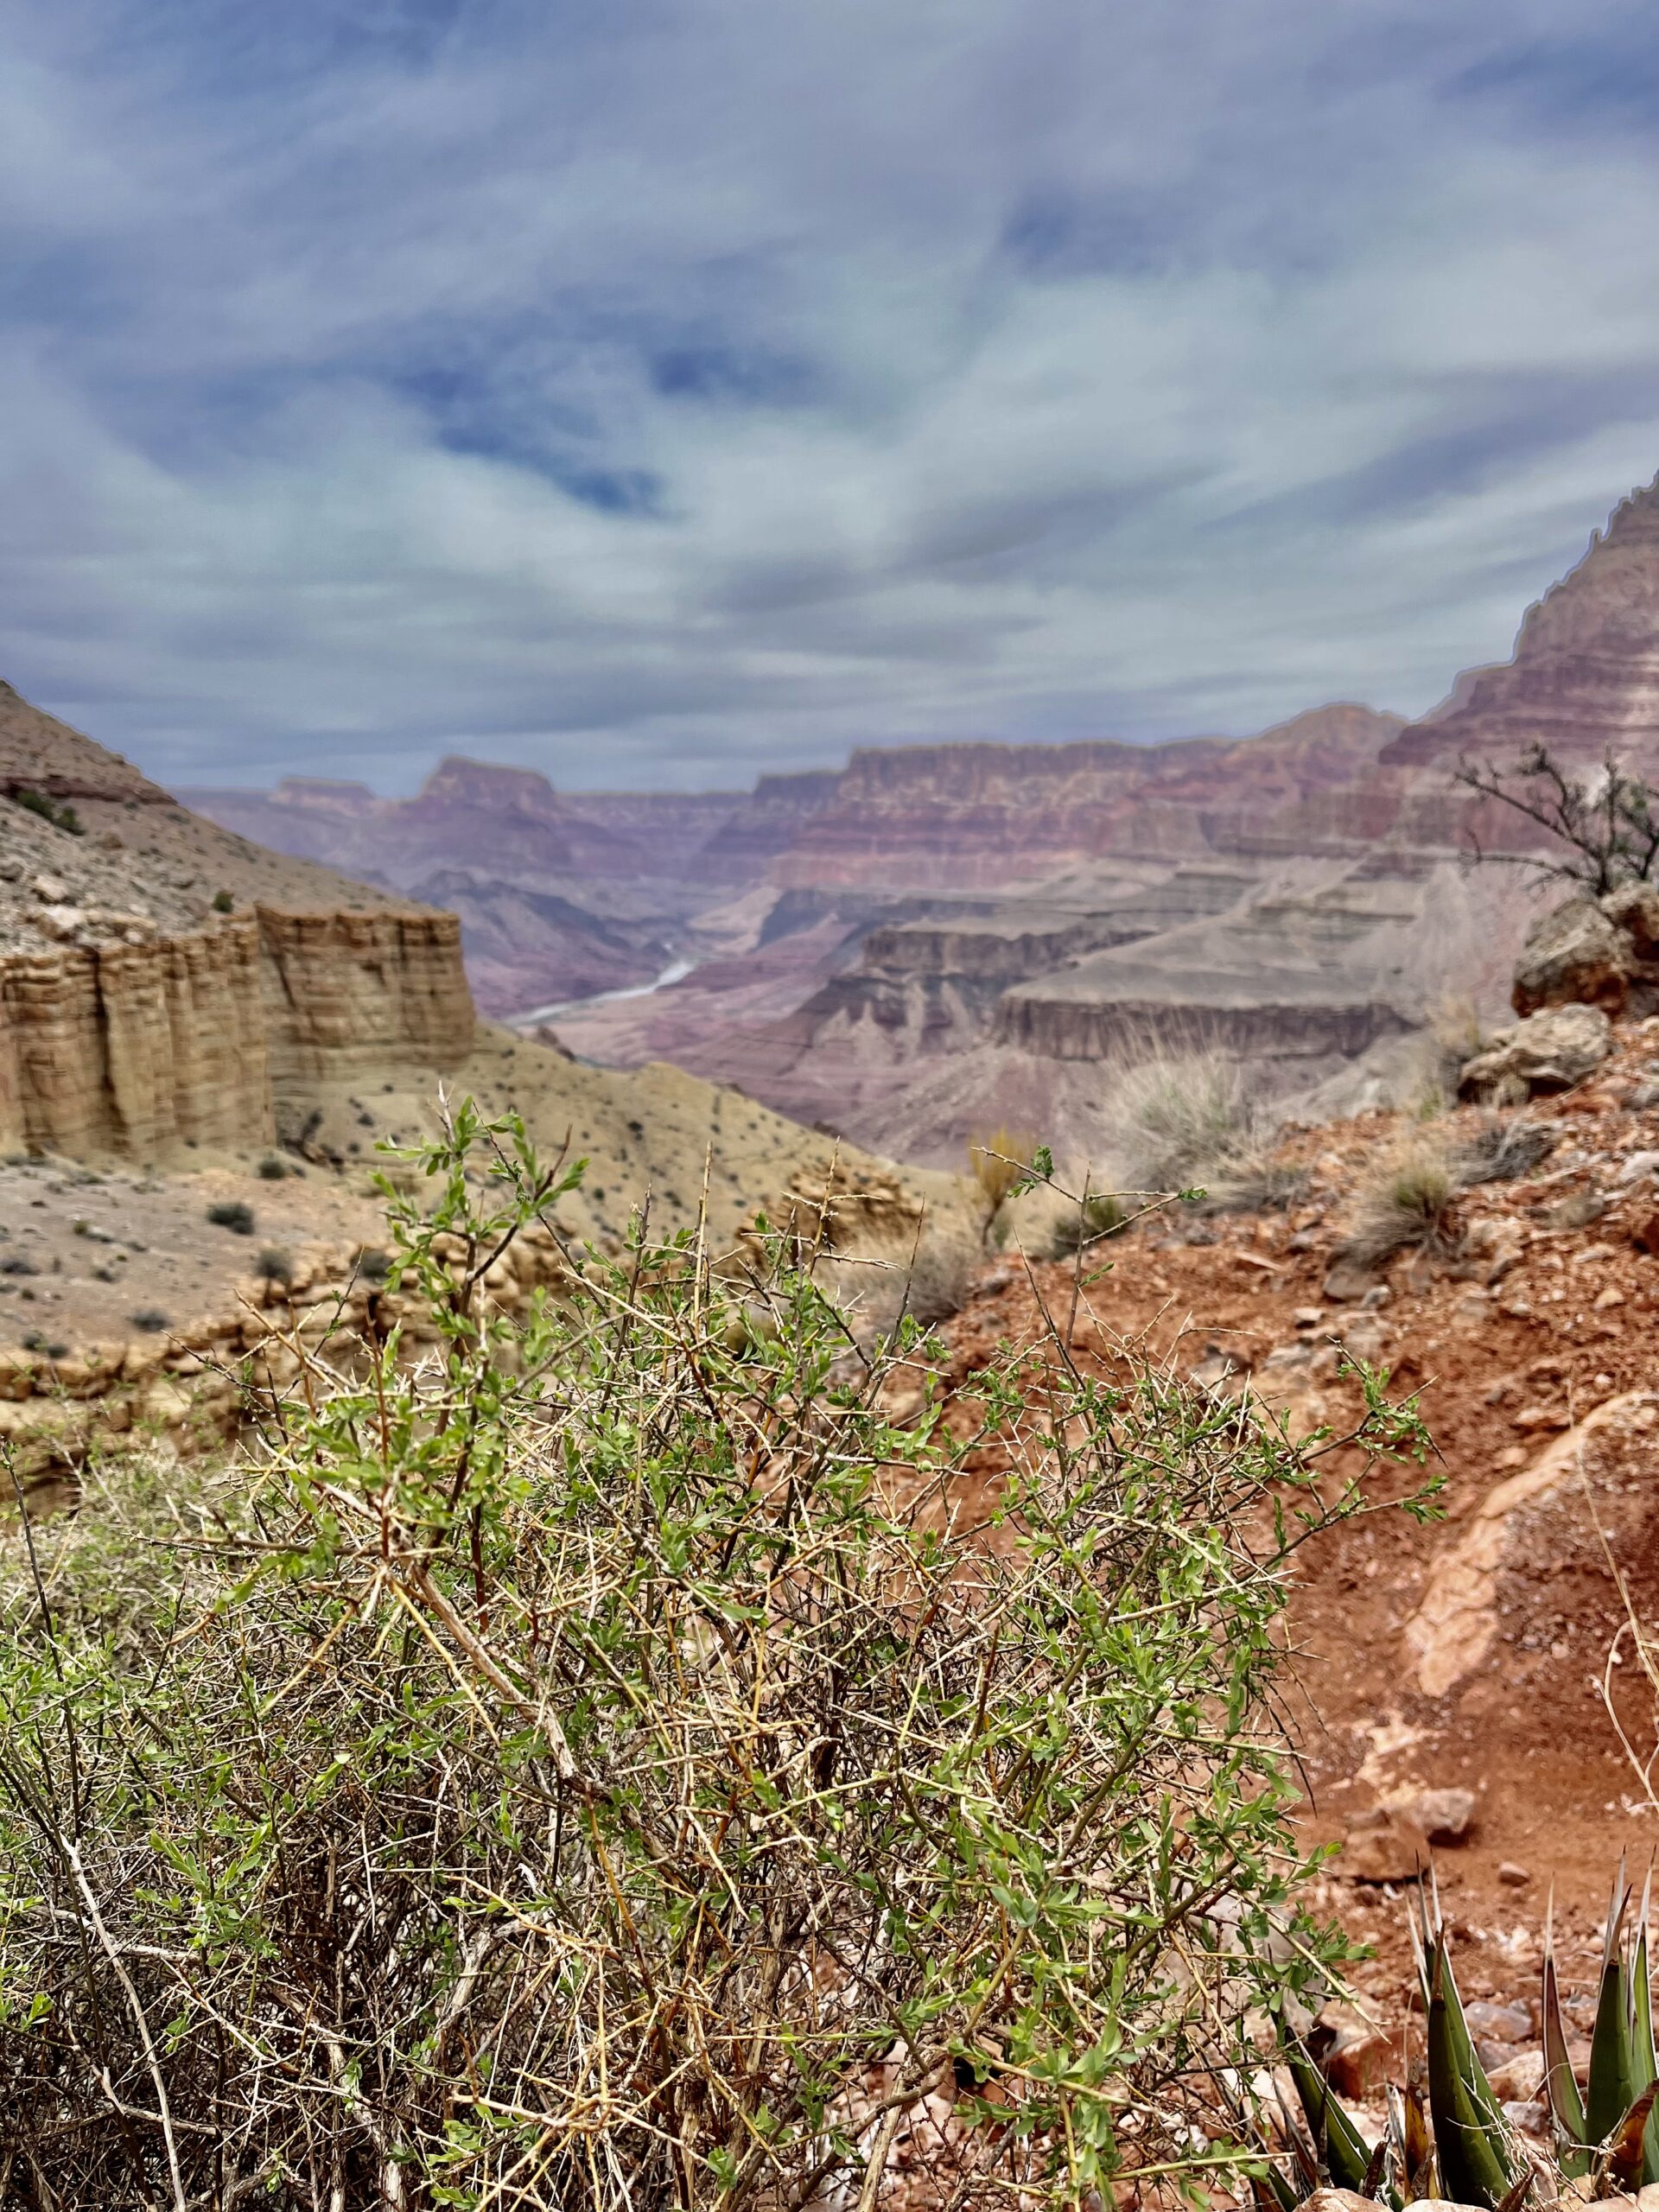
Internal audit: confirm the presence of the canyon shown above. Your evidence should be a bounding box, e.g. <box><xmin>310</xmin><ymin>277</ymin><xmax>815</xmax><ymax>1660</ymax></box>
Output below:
<box><xmin>191</xmin><ymin>475</ymin><xmax>1659</xmax><ymax>1171</ymax></box>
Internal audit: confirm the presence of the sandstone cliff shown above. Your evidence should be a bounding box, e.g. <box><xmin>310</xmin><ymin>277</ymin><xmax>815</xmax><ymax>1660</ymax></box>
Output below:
<box><xmin>1</xmin><ymin>682</ymin><xmax>474</xmax><ymax>1160</ymax></box>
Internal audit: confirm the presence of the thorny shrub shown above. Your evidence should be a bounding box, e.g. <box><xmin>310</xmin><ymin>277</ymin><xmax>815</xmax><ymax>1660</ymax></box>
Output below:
<box><xmin>0</xmin><ymin>1103</ymin><xmax>1436</xmax><ymax>2210</ymax></box>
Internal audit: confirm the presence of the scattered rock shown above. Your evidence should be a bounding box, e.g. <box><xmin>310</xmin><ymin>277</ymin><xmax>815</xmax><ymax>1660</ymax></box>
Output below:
<box><xmin>1460</xmin><ymin>1002</ymin><xmax>1614</xmax><ymax>1101</ymax></box>
<box><xmin>1322</xmin><ymin>1255</ymin><xmax>1379</xmax><ymax>1302</ymax></box>
<box><xmin>29</xmin><ymin>873</ymin><xmax>68</xmax><ymax>904</ymax></box>
<box><xmin>1313</xmin><ymin>2001</ymin><xmax>1395</xmax><ymax>2100</ymax></box>
<box><xmin>1545</xmin><ymin>1188</ymin><xmax>1609</xmax><ymax>1230</ymax></box>
<box><xmin>1512</xmin><ymin>1404</ymin><xmax>1570</xmax><ymax>1431</ymax></box>
<box><xmin>1603</xmin><ymin>881</ymin><xmax>1659</xmax><ymax>962</ymax></box>
<box><xmin>1403</xmin><ymin>1785</ymin><xmax>1477</xmax><ymax>1844</ymax></box>
<box><xmin>1595</xmin><ymin>1286</ymin><xmax>1626</xmax><ymax>1310</ymax></box>
<box><xmin>1465</xmin><ymin>1999</ymin><xmax>1529</xmax><ymax>2041</ymax></box>
<box><xmin>1338</xmin><ymin>1805</ymin><xmax>1432</xmax><ymax>1883</ymax></box>
<box><xmin>1511</xmin><ymin>896</ymin><xmax>1634</xmax><ymax>1017</ymax></box>
<box><xmin>1487</xmin><ymin>2049</ymin><xmax>1546</xmax><ymax>2102</ymax></box>
<box><xmin>1497</xmin><ymin>1859</ymin><xmax>1532</xmax><ymax>1887</ymax></box>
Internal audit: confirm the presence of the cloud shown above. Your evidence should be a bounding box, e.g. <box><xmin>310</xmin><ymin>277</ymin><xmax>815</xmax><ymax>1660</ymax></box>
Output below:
<box><xmin>2</xmin><ymin>0</ymin><xmax>1659</xmax><ymax>789</ymax></box>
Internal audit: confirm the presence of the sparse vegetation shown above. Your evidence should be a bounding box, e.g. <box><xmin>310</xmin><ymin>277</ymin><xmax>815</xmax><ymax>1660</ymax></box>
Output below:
<box><xmin>1337</xmin><ymin>1135</ymin><xmax>1459</xmax><ymax>1268</ymax></box>
<box><xmin>1108</xmin><ymin>1046</ymin><xmax>1265</xmax><ymax>1196</ymax></box>
<box><xmin>1452</xmin><ymin>1112</ymin><xmax>1557</xmax><ymax>1187</ymax></box>
<box><xmin>966</xmin><ymin>1122</ymin><xmax>1038</xmax><ymax>1230</ymax></box>
<box><xmin>10</xmin><ymin>786</ymin><xmax>83</xmax><ymax>835</ymax></box>
<box><xmin>1457</xmin><ymin>741</ymin><xmax>1659</xmax><ymax>893</ymax></box>
<box><xmin>212</xmin><ymin>887</ymin><xmax>235</xmax><ymax>912</ymax></box>
<box><xmin>205</xmin><ymin>1198</ymin><xmax>256</xmax><ymax>1235</ymax></box>
<box><xmin>126</xmin><ymin>1307</ymin><xmax>169</xmax><ymax>1332</ymax></box>
<box><xmin>255</xmin><ymin>1244</ymin><xmax>293</xmax><ymax>1283</ymax></box>
<box><xmin>256</xmin><ymin>1153</ymin><xmax>289</xmax><ymax>1180</ymax></box>
<box><xmin>0</xmin><ymin>1101</ymin><xmax>1436</xmax><ymax>2209</ymax></box>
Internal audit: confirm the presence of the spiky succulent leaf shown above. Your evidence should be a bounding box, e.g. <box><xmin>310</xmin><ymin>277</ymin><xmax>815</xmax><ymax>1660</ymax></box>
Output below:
<box><xmin>1608</xmin><ymin>2082</ymin><xmax>1659</xmax><ymax>2190</ymax></box>
<box><xmin>1286</xmin><ymin>2038</ymin><xmax>1373</xmax><ymax>2194</ymax></box>
<box><xmin>1542</xmin><ymin>1941</ymin><xmax>1590</xmax><ymax>2177</ymax></box>
<box><xmin>1587</xmin><ymin>1948</ymin><xmax>1637</xmax><ymax>2147</ymax></box>
<box><xmin>1427</xmin><ymin>1942</ymin><xmax>1521</xmax><ymax>2209</ymax></box>
<box><xmin>1632</xmin><ymin>1906</ymin><xmax>1658</xmax><ymax>2183</ymax></box>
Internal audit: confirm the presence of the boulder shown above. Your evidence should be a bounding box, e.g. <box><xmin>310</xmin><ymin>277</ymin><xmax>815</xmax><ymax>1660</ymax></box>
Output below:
<box><xmin>1337</xmin><ymin>1805</ymin><xmax>1432</xmax><ymax>1883</ymax></box>
<box><xmin>1512</xmin><ymin>896</ymin><xmax>1632</xmax><ymax>1016</ymax></box>
<box><xmin>1403</xmin><ymin>1785</ymin><xmax>1477</xmax><ymax>1844</ymax></box>
<box><xmin>1459</xmin><ymin>1002</ymin><xmax>1613</xmax><ymax>1100</ymax></box>
<box><xmin>1603</xmin><ymin>881</ymin><xmax>1659</xmax><ymax>961</ymax></box>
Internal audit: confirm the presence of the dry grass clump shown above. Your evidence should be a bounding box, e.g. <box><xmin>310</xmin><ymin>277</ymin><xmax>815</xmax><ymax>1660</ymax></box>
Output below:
<box><xmin>1451</xmin><ymin>1112</ymin><xmax>1557</xmax><ymax>1187</ymax></box>
<box><xmin>0</xmin><ymin>1099</ymin><xmax>1436</xmax><ymax>2211</ymax></box>
<box><xmin>1338</xmin><ymin>1135</ymin><xmax>1461</xmax><ymax>1268</ymax></box>
<box><xmin>1107</xmin><ymin>1048</ymin><xmax>1268</xmax><ymax>1197</ymax></box>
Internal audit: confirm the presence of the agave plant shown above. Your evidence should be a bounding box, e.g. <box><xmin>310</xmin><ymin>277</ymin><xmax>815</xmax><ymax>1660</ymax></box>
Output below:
<box><xmin>1268</xmin><ymin>1865</ymin><xmax>1659</xmax><ymax>2209</ymax></box>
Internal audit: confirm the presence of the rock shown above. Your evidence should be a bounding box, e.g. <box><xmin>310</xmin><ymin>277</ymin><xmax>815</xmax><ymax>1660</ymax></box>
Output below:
<box><xmin>1512</xmin><ymin>895</ymin><xmax>1633</xmax><ymax>1017</ymax></box>
<box><xmin>1460</xmin><ymin>1003</ymin><xmax>1614</xmax><ymax>1101</ymax></box>
<box><xmin>1635</xmin><ymin>1209</ymin><xmax>1659</xmax><ymax>1255</ymax></box>
<box><xmin>1404</xmin><ymin>1786</ymin><xmax>1477</xmax><ymax>1844</ymax></box>
<box><xmin>1338</xmin><ymin>1805</ymin><xmax>1433</xmax><ymax>1883</ymax></box>
<box><xmin>1465</xmin><ymin>1999</ymin><xmax>1529</xmax><ymax>2042</ymax></box>
<box><xmin>1615</xmin><ymin>1147</ymin><xmax>1659</xmax><ymax>1187</ymax></box>
<box><xmin>1323</xmin><ymin>1255</ymin><xmax>1380</xmax><ymax>1302</ymax></box>
<box><xmin>1313</xmin><ymin>2000</ymin><xmax>1395</xmax><ymax>2099</ymax></box>
<box><xmin>1513</xmin><ymin>1404</ymin><xmax>1570</xmax><ymax>1431</ymax></box>
<box><xmin>1497</xmin><ymin>1859</ymin><xmax>1533</xmax><ymax>1887</ymax></box>
<box><xmin>1488</xmin><ymin>2050</ymin><xmax>1546</xmax><ymax>2103</ymax></box>
<box><xmin>1595</xmin><ymin>1286</ymin><xmax>1626</xmax><ymax>1310</ymax></box>
<box><xmin>1603</xmin><ymin>881</ymin><xmax>1659</xmax><ymax>962</ymax></box>
<box><xmin>1545</xmin><ymin>1188</ymin><xmax>1609</xmax><ymax>1230</ymax></box>
<box><xmin>1293</xmin><ymin>1305</ymin><xmax>1325</xmax><ymax>1330</ymax></box>
<box><xmin>29</xmin><ymin>874</ymin><xmax>68</xmax><ymax>904</ymax></box>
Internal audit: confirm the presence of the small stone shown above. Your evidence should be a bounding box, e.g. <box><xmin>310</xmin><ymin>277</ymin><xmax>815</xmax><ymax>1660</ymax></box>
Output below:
<box><xmin>1545</xmin><ymin>1189</ymin><xmax>1609</xmax><ymax>1230</ymax></box>
<box><xmin>29</xmin><ymin>874</ymin><xmax>68</xmax><ymax>904</ymax></box>
<box><xmin>1465</xmin><ymin>1999</ymin><xmax>1529</xmax><ymax>2041</ymax></box>
<box><xmin>1293</xmin><ymin>1306</ymin><xmax>1325</xmax><ymax>1330</ymax></box>
<box><xmin>1497</xmin><ymin>1445</ymin><xmax>1527</xmax><ymax>1469</ymax></box>
<box><xmin>1322</xmin><ymin>1255</ymin><xmax>1379</xmax><ymax>1302</ymax></box>
<box><xmin>1635</xmin><ymin>1209</ymin><xmax>1659</xmax><ymax>1256</ymax></box>
<box><xmin>1513</xmin><ymin>1404</ymin><xmax>1570</xmax><ymax>1430</ymax></box>
<box><xmin>1405</xmin><ymin>1786</ymin><xmax>1477</xmax><ymax>1844</ymax></box>
<box><xmin>1595</xmin><ymin>1286</ymin><xmax>1626</xmax><ymax>1310</ymax></box>
<box><xmin>1488</xmin><ymin>2050</ymin><xmax>1546</xmax><ymax>2102</ymax></box>
<box><xmin>1338</xmin><ymin>1806</ymin><xmax>1433</xmax><ymax>1883</ymax></box>
<box><xmin>1497</xmin><ymin>1859</ymin><xmax>1532</xmax><ymax>1887</ymax></box>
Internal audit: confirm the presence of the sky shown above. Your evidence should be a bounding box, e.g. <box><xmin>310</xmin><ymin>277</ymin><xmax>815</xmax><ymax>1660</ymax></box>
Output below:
<box><xmin>5</xmin><ymin>3</ymin><xmax>1659</xmax><ymax>791</ymax></box>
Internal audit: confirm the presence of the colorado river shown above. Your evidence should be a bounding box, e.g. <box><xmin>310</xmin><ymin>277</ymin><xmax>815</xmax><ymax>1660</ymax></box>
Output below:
<box><xmin>514</xmin><ymin>955</ymin><xmax>696</xmax><ymax>1028</ymax></box>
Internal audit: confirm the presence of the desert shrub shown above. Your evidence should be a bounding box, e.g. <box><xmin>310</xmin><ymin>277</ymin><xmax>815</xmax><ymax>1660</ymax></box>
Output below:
<box><xmin>1452</xmin><ymin>1113</ymin><xmax>1557</xmax><ymax>1187</ymax></box>
<box><xmin>10</xmin><ymin>787</ymin><xmax>82</xmax><ymax>835</ymax></box>
<box><xmin>0</xmin><ymin>1102</ymin><xmax>1435</xmax><ymax>2210</ymax></box>
<box><xmin>1046</xmin><ymin>1189</ymin><xmax>1128</xmax><ymax>1255</ymax></box>
<box><xmin>212</xmin><ymin>887</ymin><xmax>234</xmax><ymax>912</ymax></box>
<box><xmin>1457</xmin><ymin>741</ymin><xmax>1659</xmax><ymax>893</ymax></box>
<box><xmin>1338</xmin><ymin>1136</ymin><xmax>1459</xmax><ymax>1268</ymax></box>
<box><xmin>255</xmin><ymin>1244</ymin><xmax>294</xmax><ymax>1283</ymax></box>
<box><xmin>205</xmin><ymin>1198</ymin><xmax>255</xmax><ymax>1235</ymax></box>
<box><xmin>256</xmin><ymin>1153</ymin><xmax>289</xmax><ymax>1180</ymax></box>
<box><xmin>354</xmin><ymin>1243</ymin><xmax>391</xmax><ymax>1283</ymax></box>
<box><xmin>966</xmin><ymin>1122</ymin><xmax>1038</xmax><ymax>1224</ymax></box>
<box><xmin>1109</xmin><ymin>1048</ymin><xmax>1260</xmax><ymax>1194</ymax></box>
<box><xmin>126</xmin><ymin>1307</ymin><xmax>169</xmax><ymax>1332</ymax></box>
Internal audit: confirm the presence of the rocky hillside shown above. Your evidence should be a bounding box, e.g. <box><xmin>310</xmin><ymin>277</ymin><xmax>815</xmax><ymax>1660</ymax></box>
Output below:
<box><xmin>909</xmin><ymin>910</ymin><xmax>1659</xmax><ymax>2080</ymax></box>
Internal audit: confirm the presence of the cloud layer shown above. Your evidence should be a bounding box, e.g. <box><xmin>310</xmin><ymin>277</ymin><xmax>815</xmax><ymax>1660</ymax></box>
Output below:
<box><xmin>4</xmin><ymin>0</ymin><xmax>1659</xmax><ymax>790</ymax></box>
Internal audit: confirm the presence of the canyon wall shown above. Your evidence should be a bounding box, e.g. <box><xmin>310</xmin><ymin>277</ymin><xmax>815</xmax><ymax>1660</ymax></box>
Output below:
<box><xmin>2</xmin><ymin>681</ymin><xmax>480</xmax><ymax>1160</ymax></box>
<box><xmin>0</xmin><ymin>918</ymin><xmax>273</xmax><ymax>1156</ymax></box>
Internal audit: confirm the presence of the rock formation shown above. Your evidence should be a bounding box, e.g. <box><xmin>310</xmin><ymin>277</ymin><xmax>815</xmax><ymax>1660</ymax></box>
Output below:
<box><xmin>1</xmin><ymin>681</ymin><xmax>476</xmax><ymax>1158</ymax></box>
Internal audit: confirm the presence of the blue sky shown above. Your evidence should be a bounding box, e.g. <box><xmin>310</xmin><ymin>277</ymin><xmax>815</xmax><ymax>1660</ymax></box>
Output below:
<box><xmin>4</xmin><ymin>1</ymin><xmax>1659</xmax><ymax>791</ymax></box>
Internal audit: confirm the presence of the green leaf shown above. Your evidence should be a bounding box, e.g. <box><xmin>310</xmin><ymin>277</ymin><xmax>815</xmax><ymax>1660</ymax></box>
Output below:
<box><xmin>1427</xmin><ymin>1940</ymin><xmax>1519</xmax><ymax>2209</ymax></box>
<box><xmin>1285</xmin><ymin>2036</ymin><xmax>1372</xmax><ymax>2193</ymax></box>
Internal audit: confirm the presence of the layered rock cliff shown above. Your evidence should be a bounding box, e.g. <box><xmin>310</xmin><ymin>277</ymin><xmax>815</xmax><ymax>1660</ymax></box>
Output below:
<box><xmin>1</xmin><ymin>683</ymin><xmax>474</xmax><ymax>1160</ymax></box>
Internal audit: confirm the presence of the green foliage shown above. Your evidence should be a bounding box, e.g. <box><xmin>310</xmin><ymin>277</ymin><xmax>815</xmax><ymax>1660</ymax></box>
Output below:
<box><xmin>10</xmin><ymin>787</ymin><xmax>82</xmax><ymax>835</ymax></box>
<box><xmin>205</xmin><ymin>1198</ymin><xmax>255</xmax><ymax>1235</ymax></box>
<box><xmin>1278</xmin><ymin>1873</ymin><xmax>1659</xmax><ymax>2209</ymax></box>
<box><xmin>212</xmin><ymin>887</ymin><xmax>234</xmax><ymax>912</ymax></box>
<box><xmin>0</xmin><ymin>1101</ymin><xmax>1434</xmax><ymax>2209</ymax></box>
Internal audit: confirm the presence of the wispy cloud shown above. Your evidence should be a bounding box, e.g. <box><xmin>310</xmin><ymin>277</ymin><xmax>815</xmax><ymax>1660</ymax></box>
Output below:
<box><xmin>3</xmin><ymin>0</ymin><xmax>1659</xmax><ymax>788</ymax></box>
